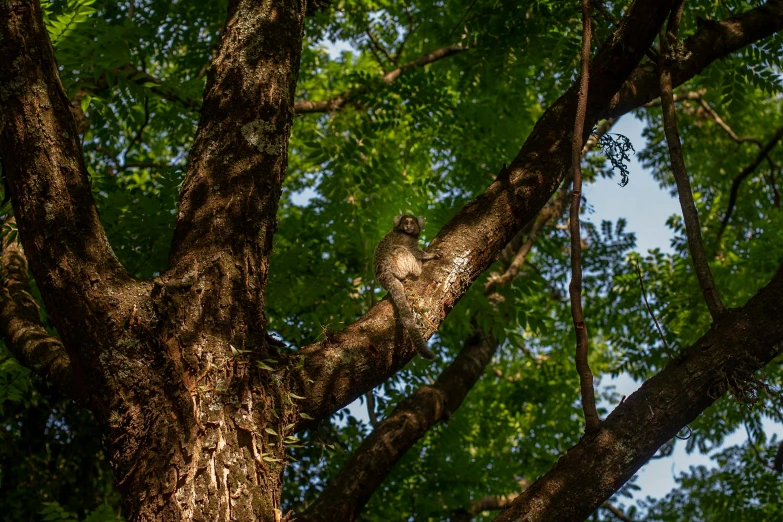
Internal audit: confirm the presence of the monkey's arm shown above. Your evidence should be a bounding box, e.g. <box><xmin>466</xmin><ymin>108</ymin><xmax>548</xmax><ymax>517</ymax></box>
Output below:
<box><xmin>415</xmin><ymin>248</ymin><xmax>438</xmax><ymax>261</ymax></box>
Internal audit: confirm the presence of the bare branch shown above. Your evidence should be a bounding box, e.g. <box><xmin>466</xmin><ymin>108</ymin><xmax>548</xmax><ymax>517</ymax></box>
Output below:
<box><xmin>602</xmin><ymin>502</ymin><xmax>636</xmax><ymax>522</ymax></box>
<box><xmin>658</xmin><ymin>1</ymin><xmax>726</xmax><ymax>319</ymax></box>
<box><xmin>493</xmin><ymin>264</ymin><xmax>783</xmax><ymax>521</ymax></box>
<box><xmin>123</xmin><ymin>96</ymin><xmax>150</xmax><ymax>160</ymax></box>
<box><xmin>607</xmin><ymin>0</ymin><xmax>783</xmax><ymax>119</ymax></box>
<box><xmin>636</xmin><ymin>261</ymin><xmax>673</xmax><ymax>359</ymax></box>
<box><xmin>715</xmin><ymin>126</ymin><xmax>783</xmax><ymax>247</ymax></box>
<box><xmin>295</xmin><ymin>0</ymin><xmax>781</xmax><ymax>428</ymax></box>
<box><xmin>694</xmin><ymin>98</ymin><xmax>762</xmax><ymax>145</ymax></box>
<box><xmin>294</xmin><ymin>45</ymin><xmax>465</xmax><ymax>114</ymax></box>
<box><xmin>365</xmin><ymin>390</ymin><xmax>378</xmax><ymax>427</ymax></box>
<box><xmin>569</xmin><ymin>0</ymin><xmax>600</xmax><ymax>434</ymax></box>
<box><xmin>0</xmin><ymin>217</ymin><xmax>88</xmax><ymax>405</ymax></box>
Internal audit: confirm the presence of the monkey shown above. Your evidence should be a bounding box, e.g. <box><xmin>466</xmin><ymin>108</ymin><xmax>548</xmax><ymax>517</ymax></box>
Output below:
<box><xmin>774</xmin><ymin>440</ymin><xmax>783</xmax><ymax>473</ymax></box>
<box><xmin>374</xmin><ymin>214</ymin><xmax>438</xmax><ymax>361</ymax></box>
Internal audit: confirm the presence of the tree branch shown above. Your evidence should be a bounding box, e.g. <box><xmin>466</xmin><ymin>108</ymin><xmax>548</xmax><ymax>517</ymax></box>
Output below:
<box><xmin>295</xmin><ymin>0</ymin><xmax>690</xmax><ymax>427</ymax></box>
<box><xmin>295</xmin><ymin>0</ymin><xmax>781</xmax><ymax>430</ymax></box>
<box><xmin>569</xmin><ymin>0</ymin><xmax>600</xmax><ymax>434</ymax></box>
<box><xmin>0</xmin><ymin>217</ymin><xmax>88</xmax><ymax>406</ymax></box>
<box><xmin>165</xmin><ymin>0</ymin><xmax>308</xmax><ymax>345</ymax></box>
<box><xmin>303</xmin><ymin>110</ymin><xmax>615</xmax><ymax>522</ymax></box>
<box><xmin>298</xmin><ymin>114</ymin><xmax>618</xmax><ymax>522</ymax></box>
<box><xmin>606</xmin><ymin>0</ymin><xmax>783</xmax><ymax>120</ymax></box>
<box><xmin>493</xmin><ymin>264</ymin><xmax>783</xmax><ymax>521</ymax></box>
<box><xmin>298</xmin><ymin>333</ymin><xmax>495</xmax><ymax>522</ymax></box>
<box><xmin>658</xmin><ymin>1</ymin><xmax>726</xmax><ymax>319</ymax></box>
<box><xmin>715</xmin><ymin>126</ymin><xmax>783</xmax><ymax>248</ymax></box>
<box><xmin>365</xmin><ymin>28</ymin><xmax>395</xmax><ymax>65</ymax></box>
<box><xmin>0</xmin><ymin>0</ymin><xmax>139</xmax><ymax>369</ymax></box>
<box><xmin>294</xmin><ymin>45</ymin><xmax>465</xmax><ymax>114</ymax></box>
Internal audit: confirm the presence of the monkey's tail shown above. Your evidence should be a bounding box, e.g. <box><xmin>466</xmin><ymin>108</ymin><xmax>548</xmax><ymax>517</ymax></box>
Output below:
<box><xmin>385</xmin><ymin>278</ymin><xmax>437</xmax><ymax>361</ymax></box>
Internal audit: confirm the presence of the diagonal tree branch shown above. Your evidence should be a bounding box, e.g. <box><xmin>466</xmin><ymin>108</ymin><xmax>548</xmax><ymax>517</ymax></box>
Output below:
<box><xmin>293</xmin><ymin>44</ymin><xmax>465</xmax><ymax>114</ymax></box>
<box><xmin>606</xmin><ymin>0</ymin><xmax>783</xmax><ymax>119</ymax></box>
<box><xmin>365</xmin><ymin>28</ymin><xmax>395</xmax><ymax>65</ymax></box>
<box><xmin>298</xmin><ymin>0</ymin><xmax>750</xmax><ymax>428</ymax></box>
<box><xmin>0</xmin><ymin>0</ymin><xmax>140</xmax><ymax>374</ymax></box>
<box><xmin>715</xmin><ymin>125</ymin><xmax>783</xmax><ymax>247</ymax></box>
<box><xmin>297</xmin><ymin>117</ymin><xmax>618</xmax><ymax>522</ymax></box>
<box><xmin>658</xmin><ymin>0</ymin><xmax>726</xmax><ymax>319</ymax></box>
<box><xmin>493</xmin><ymin>263</ymin><xmax>783</xmax><ymax>521</ymax></box>
<box><xmin>0</xmin><ymin>217</ymin><xmax>88</xmax><ymax>406</ymax></box>
<box><xmin>298</xmin><ymin>333</ymin><xmax>495</xmax><ymax>522</ymax></box>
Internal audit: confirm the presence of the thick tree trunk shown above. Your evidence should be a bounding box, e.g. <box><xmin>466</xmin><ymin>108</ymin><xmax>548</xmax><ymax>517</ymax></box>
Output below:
<box><xmin>103</xmin><ymin>350</ymin><xmax>297</xmax><ymax>521</ymax></box>
<box><xmin>0</xmin><ymin>0</ymin><xmax>307</xmax><ymax>520</ymax></box>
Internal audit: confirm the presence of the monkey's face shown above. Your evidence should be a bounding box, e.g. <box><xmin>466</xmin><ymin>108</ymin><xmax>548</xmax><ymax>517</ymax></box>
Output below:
<box><xmin>396</xmin><ymin>215</ymin><xmax>421</xmax><ymax>237</ymax></box>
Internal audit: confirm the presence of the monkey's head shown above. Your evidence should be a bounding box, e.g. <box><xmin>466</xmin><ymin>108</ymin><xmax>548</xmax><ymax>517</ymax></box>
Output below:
<box><xmin>393</xmin><ymin>214</ymin><xmax>425</xmax><ymax>237</ymax></box>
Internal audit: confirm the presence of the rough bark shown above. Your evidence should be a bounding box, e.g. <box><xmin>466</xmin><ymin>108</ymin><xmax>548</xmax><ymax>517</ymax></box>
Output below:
<box><xmin>299</xmin><ymin>114</ymin><xmax>609</xmax><ymax>522</ymax></box>
<box><xmin>493</xmin><ymin>265</ymin><xmax>783</xmax><ymax>521</ymax></box>
<box><xmin>1</xmin><ymin>0</ymin><xmax>307</xmax><ymax>520</ymax></box>
<box><xmin>606</xmin><ymin>0</ymin><xmax>783</xmax><ymax>119</ymax></box>
<box><xmin>0</xmin><ymin>1</ymin><xmax>781</xmax><ymax>521</ymax></box>
<box><xmin>0</xmin><ymin>0</ymin><xmax>141</xmax><ymax>406</ymax></box>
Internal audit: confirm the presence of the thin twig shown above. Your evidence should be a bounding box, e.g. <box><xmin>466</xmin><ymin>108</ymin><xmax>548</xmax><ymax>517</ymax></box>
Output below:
<box><xmin>743</xmin><ymin>422</ymin><xmax>776</xmax><ymax>471</ymax></box>
<box><xmin>715</xmin><ymin>126</ymin><xmax>783</xmax><ymax>248</ymax></box>
<box><xmin>123</xmin><ymin>96</ymin><xmax>150</xmax><ymax>161</ymax></box>
<box><xmin>635</xmin><ymin>261</ymin><xmax>673</xmax><ymax>359</ymax></box>
<box><xmin>569</xmin><ymin>0</ymin><xmax>600</xmax><ymax>435</ymax></box>
<box><xmin>365</xmin><ymin>390</ymin><xmax>378</xmax><ymax>427</ymax></box>
<box><xmin>695</xmin><ymin>98</ymin><xmax>762</xmax><ymax>145</ymax></box>
<box><xmin>601</xmin><ymin>502</ymin><xmax>636</xmax><ymax>522</ymax></box>
<box><xmin>365</xmin><ymin>28</ymin><xmax>395</xmax><ymax>65</ymax></box>
<box><xmin>658</xmin><ymin>1</ymin><xmax>726</xmax><ymax>320</ymax></box>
